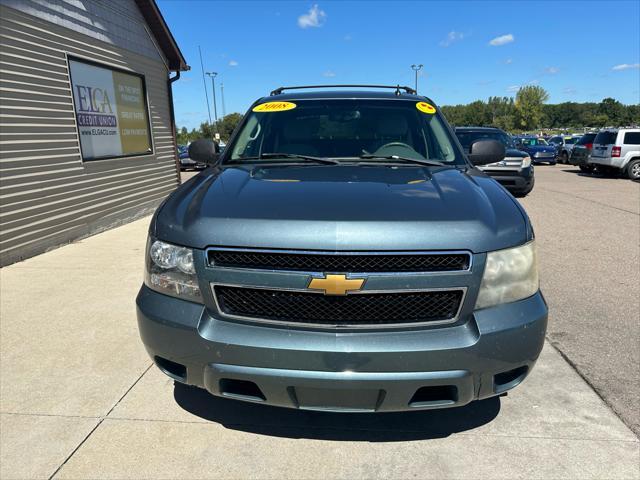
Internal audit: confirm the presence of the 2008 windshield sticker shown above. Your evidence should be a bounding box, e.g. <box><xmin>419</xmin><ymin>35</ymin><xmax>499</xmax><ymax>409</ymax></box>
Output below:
<box><xmin>416</xmin><ymin>101</ymin><xmax>436</xmax><ymax>114</ymax></box>
<box><xmin>253</xmin><ymin>101</ymin><xmax>297</xmax><ymax>112</ymax></box>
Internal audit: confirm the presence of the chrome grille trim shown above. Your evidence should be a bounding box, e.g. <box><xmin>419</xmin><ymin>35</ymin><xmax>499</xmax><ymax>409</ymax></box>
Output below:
<box><xmin>205</xmin><ymin>247</ymin><xmax>473</xmax><ymax>275</ymax></box>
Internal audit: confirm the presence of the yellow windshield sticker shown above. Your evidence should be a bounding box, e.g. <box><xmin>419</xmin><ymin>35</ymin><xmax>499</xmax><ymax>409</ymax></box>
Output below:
<box><xmin>416</xmin><ymin>101</ymin><xmax>436</xmax><ymax>114</ymax></box>
<box><xmin>253</xmin><ymin>101</ymin><xmax>297</xmax><ymax>112</ymax></box>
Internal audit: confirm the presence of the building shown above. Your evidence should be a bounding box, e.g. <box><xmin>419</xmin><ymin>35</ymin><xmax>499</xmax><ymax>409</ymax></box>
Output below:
<box><xmin>0</xmin><ymin>0</ymin><xmax>189</xmax><ymax>266</ymax></box>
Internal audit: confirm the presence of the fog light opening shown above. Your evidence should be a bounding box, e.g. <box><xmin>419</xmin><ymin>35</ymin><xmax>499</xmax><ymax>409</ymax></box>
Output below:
<box><xmin>219</xmin><ymin>379</ymin><xmax>266</xmax><ymax>402</ymax></box>
<box><xmin>154</xmin><ymin>356</ymin><xmax>187</xmax><ymax>381</ymax></box>
<box><xmin>409</xmin><ymin>385</ymin><xmax>458</xmax><ymax>407</ymax></box>
<box><xmin>494</xmin><ymin>365</ymin><xmax>529</xmax><ymax>394</ymax></box>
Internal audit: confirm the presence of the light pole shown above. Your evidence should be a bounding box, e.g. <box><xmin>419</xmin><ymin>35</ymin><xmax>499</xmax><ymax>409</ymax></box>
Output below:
<box><xmin>220</xmin><ymin>79</ymin><xmax>226</xmax><ymax>118</ymax></box>
<box><xmin>411</xmin><ymin>64</ymin><xmax>423</xmax><ymax>94</ymax></box>
<box><xmin>205</xmin><ymin>72</ymin><xmax>218</xmax><ymax>130</ymax></box>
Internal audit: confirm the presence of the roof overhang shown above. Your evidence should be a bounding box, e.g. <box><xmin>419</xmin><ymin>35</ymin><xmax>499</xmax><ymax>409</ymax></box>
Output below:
<box><xmin>134</xmin><ymin>0</ymin><xmax>190</xmax><ymax>71</ymax></box>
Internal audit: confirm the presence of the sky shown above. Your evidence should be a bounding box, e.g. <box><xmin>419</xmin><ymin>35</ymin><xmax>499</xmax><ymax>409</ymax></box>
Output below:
<box><xmin>157</xmin><ymin>0</ymin><xmax>640</xmax><ymax>130</ymax></box>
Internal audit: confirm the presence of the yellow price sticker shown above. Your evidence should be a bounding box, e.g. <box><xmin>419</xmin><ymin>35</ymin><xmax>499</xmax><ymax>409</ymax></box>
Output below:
<box><xmin>253</xmin><ymin>101</ymin><xmax>297</xmax><ymax>112</ymax></box>
<box><xmin>416</xmin><ymin>101</ymin><xmax>436</xmax><ymax>114</ymax></box>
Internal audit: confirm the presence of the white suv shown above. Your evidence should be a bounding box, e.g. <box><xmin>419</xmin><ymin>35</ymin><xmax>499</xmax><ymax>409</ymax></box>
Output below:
<box><xmin>589</xmin><ymin>129</ymin><xmax>640</xmax><ymax>180</ymax></box>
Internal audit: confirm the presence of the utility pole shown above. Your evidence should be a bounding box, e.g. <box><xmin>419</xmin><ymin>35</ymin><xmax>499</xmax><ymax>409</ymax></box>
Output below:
<box><xmin>220</xmin><ymin>79</ymin><xmax>226</xmax><ymax>118</ymax></box>
<box><xmin>198</xmin><ymin>46</ymin><xmax>212</xmax><ymax>125</ymax></box>
<box><xmin>206</xmin><ymin>72</ymin><xmax>218</xmax><ymax>130</ymax></box>
<box><xmin>411</xmin><ymin>64</ymin><xmax>423</xmax><ymax>94</ymax></box>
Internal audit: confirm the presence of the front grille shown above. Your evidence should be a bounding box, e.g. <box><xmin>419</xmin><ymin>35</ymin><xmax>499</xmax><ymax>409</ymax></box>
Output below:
<box><xmin>208</xmin><ymin>250</ymin><xmax>470</xmax><ymax>273</ymax></box>
<box><xmin>214</xmin><ymin>286</ymin><xmax>464</xmax><ymax>326</ymax></box>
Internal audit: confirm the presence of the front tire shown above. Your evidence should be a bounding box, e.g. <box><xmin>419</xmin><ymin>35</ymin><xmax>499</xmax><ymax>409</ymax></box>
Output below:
<box><xmin>627</xmin><ymin>159</ymin><xmax>640</xmax><ymax>180</ymax></box>
<box><xmin>560</xmin><ymin>152</ymin><xmax>568</xmax><ymax>164</ymax></box>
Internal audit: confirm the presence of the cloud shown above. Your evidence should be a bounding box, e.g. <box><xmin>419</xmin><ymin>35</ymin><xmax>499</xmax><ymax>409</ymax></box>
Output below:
<box><xmin>612</xmin><ymin>63</ymin><xmax>640</xmax><ymax>71</ymax></box>
<box><xmin>344</xmin><ymin>34</ymin><xmax>352</xmax><ymax>41</ymax></box>
<box><xmin>507</xmin><ymin>85</ymin><xmax>520</xmax><ymax>93</ymax></box>
<box><xmin>504</xmin><ymin>58</ymin><xmax>513</xmax><ymax>64</ymax></box>
<box><xmin>322</xmin><ymin>70</ymin><xmax>336</xmax><ymax>78</ymax></box>
<box><xmin>476</xmin><ymin>80</ymin><xmax>494</xmax><ymax>86</ymax></box>
<box><xmin>544</xmin><ymin>66</ymin><xmax>559</xmax><ymax>74</ymax></box>
<box><xmin>228</xmin><ymin>60</ymin><xmax>238</xmax><ymax>67</ymax></box>
<box><xmin>439</xmin><ymin>31</ymin><xmax>465</xmax><ymax>47</ymax></box>
<box><xmin>527</xmin><ymin>79</ymin><xmax>539</xmax><ymax>85</ymax></box>
<box><xmin>562</xmin><ymin>87</ymin><xmax>576</xmax><ymax>95</ymax></box>
<box><xmin>298</xmin><ymin>4</ymin><xmax>326</xmax><ymax>28</ymax></box>
<box><xmin>489</xmin><ymin>34</ymin><xmax>514</xmax><ymax>46</ymax></box>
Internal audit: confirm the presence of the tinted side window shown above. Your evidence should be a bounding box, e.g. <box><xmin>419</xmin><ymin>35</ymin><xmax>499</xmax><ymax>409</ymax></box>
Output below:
<box><xmin>549</xmin><ymin>137</ymin><xmax>561</xmax><ymax>144</ymax></box>
<box><xmin>623</xmin><ymin>132</ymin><xmax>640</xmax><ymax>145</ymax></box>
<box><xmin>594</xmin><ymin>131</ymin><xmax>618</xmax><ymax>145</ymax></box>
<box><xmin>577</xmin><ymin>134</ymin><xmax>596</xmax><ymax>145</ymax></box>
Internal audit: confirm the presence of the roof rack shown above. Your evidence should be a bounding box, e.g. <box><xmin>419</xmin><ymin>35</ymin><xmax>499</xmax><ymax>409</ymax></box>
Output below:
<box><xmin>269</xmin><ymin>84</ymin><xmax>417</xmax><ymax>96</ymax></box>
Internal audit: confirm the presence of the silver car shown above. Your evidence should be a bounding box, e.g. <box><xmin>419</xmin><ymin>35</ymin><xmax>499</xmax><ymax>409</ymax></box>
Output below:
<box><xmin>548</xmin><ymin>135</ymin><xmax>583</xmax><ymax>164</ymax></box>
<box><xmin>589</xmin><ymin>129</ymin><xmax>640</xmax><ymax>180</ymax></box>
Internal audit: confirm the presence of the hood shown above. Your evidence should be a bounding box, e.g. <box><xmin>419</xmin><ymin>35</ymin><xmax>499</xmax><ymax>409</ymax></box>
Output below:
<box><xmin>155</xmin><ymin>165</ymin><xmax>530</xmax><ymax>253</ymax></box>
<box><xmin>524</xmin><ymin>145</ymin><xmax>556</xmax><ymax>154</ymax></box>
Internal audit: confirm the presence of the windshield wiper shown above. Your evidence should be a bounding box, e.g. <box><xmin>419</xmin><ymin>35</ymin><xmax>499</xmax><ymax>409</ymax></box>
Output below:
<box><xmin>358</xmin><ymin>154</ymin><xmax>445</xmax><ymax>167</ymax></box>
<box><xmin>230</xmin><ymin>153</ymin><xmax>340</xmax><ymax>165</ymax></box>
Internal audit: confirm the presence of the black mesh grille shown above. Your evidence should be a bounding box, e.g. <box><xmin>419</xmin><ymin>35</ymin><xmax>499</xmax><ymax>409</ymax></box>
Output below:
<box><xmin>208</xmin><ymin>251</ymin><xmax>470</xmax><ymax>273</ymax></box>
<box><xmin>215</xmin><ymin>286</ymin><xmax>464</xmax><ymax>326</ymax></box>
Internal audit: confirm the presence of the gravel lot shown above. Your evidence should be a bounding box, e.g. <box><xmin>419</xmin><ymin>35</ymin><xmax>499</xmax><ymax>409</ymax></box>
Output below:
<box><xmin>518</xmin><ymin>165</ymin><xmax>640</xmax><ymax>435</ymax></box>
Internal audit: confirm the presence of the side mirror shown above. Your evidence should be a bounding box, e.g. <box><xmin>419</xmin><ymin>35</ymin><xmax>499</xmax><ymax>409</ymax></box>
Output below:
<box><xmin>468</xmin><ymin>139</ymin><xmax>506</xmax><ymax>166</ymax></box>
<box><xmin>188</xmin><ymin>139</ymin><xmax>220</xmax><ymax>165</ymax></box>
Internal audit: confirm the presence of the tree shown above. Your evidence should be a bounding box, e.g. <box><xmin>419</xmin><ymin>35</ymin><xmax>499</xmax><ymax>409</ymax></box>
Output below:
<box><xmin>514</xmin><ymin>86</ymin><xmax>549</xmax><ymax>130</ymax></box>
<box><xmin>218</xmin><ymin>113</ymin><xmax>243</xmax><ymax>141</ymax></box>
<box><xmin>598</xmin><ymin>98</ymin><xmax>624</xmax><ymax>126</ymax></box>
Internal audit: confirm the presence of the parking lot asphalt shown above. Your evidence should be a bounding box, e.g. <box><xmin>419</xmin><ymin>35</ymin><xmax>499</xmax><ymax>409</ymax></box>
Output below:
<box><xmin>518</xmin><ymin>165</ymin><xmax>640</xmax><ymax>436</ymax></box>
<box><xmin>0</xmin><ymin>167</ymin><xmax>638</xmax><ymax>479</ymax></box>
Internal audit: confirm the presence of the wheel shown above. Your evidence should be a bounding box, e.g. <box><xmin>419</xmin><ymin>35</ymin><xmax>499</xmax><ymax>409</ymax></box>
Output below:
<box><xmin>550</xmin><ymin>161</ymin><xmax>557</xmax><ymax>166</ymax></box>
<box><xmin>627</xmin><ymin>159</ymin><xmax>640</xmax><ymax>180</ymax></box>
<box><xmin>561</xmin><ymin>152</ymin><xmax>568</xmax><ymax>164</ymax></box>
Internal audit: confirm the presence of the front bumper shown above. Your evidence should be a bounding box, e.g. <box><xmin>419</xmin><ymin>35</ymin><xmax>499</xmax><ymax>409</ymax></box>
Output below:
<box><xmin>532</xmin><ymin>154</ymin><xmax>556</xmax><ymax>164</ymax></box>
<box><xmin>482</xmin><ymin>167</ymin><xmax>534</xmax><ymax>193</ymax></box>
<box><xmin>136</xmin><ymin>286</ymin><xmax>548</xmax><ymax>412</ymax></box>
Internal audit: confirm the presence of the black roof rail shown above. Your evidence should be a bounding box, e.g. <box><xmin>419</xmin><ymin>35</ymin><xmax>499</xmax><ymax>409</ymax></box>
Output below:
<box><xmin>269</xmin><ymin>84</ymin><xmax>417</xmax><ymax>96</ymax></box>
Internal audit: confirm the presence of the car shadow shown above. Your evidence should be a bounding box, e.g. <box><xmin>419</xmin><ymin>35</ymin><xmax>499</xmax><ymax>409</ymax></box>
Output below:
<box><xmin>559</xmin><ymin>167</ymin><xmax>627</xmax><ymax>179</ymax></box>
<box><xmin>173</xmin><ymin>382</ymin><xmax>501</xmax><ymax>442</ymax></box>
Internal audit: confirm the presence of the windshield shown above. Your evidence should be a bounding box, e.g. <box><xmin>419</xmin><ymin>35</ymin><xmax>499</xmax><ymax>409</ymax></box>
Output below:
<box><xmin>564</xmin><ymin>137</ymin><xmax>579</xmax><ymax>145</ymax></box>
<box><xmin>577</xmin><ymin>134</ymin><xmax>597</xmax><ymax>145</ymax></box>
<box><xmin>518</xmin><ymin>137</ymin><xmax>548</xmax><ymax>146</ymax></box>
<box><xmin>227</xmin><ymin>99</ymin><xmax>464</xmax><ymax>165</ymax></box>
<box><xmin>455</xmin><ymin>130</ymin><xmax>514</xmax><ymax>151</ymax></box>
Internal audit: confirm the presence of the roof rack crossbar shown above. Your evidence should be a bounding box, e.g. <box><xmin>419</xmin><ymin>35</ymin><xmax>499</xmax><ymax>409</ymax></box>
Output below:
<box><xmin>270</xmin><ymin>84</ymin><xmax>417</xmax><ymax>96</ymax></box>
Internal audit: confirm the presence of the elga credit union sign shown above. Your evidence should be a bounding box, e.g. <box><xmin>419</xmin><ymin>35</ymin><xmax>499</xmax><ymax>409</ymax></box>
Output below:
<box><xmin>69</xmin><ymin>59</ymin><xmax>152</xmax><ymax>160</ymax></box>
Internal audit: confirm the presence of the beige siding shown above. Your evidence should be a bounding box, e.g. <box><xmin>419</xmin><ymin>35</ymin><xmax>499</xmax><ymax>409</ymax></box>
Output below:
<box><xmin>0</xmin><ymin>4</ymin><xmax>180</xmax><ymax>266</ymax></box>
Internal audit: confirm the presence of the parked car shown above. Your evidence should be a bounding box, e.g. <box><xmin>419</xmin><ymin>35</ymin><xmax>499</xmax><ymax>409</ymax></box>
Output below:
<box><xmin>548</xmin><ymin>135</ymin><xmax>582</xmax><ymax>164</ymax></box>
<box><xmin>589</xmin><ymin>129</ymin><xmax>640</xmax><ymax>180</ymax></box>
<box><xmin>136</xmin><ymin>85</ymin><xmax>547</xmax><ymax>412</ymax></box>
<box><xmin>178</xmin><ymin>144</ymin><xmax>204</xmax><ymax>171</ymax></box>
<box><xmin>513</xmin><ymin>136</ymin><xmax>557</xmax><ymax>165</ymax></box>
<box><xmin>569</xmin><ymin>133</ymin><xmax>597</xmax><ymax>173</ymax></box>
<box><xmin>455</xmin><ymin>127</ymin><xmax>534</xmax><ymax>196</ymax></box>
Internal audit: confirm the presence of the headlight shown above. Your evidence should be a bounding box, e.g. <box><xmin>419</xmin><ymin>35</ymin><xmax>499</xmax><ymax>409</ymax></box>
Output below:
<box><xmin>521</xmin><ymin>156</ymin><xmax>531</xmax><ymax>168</ymax></box>
<box><xmin>144</xmin><ymin>239</ymin><xmax>202</xmax><ymax>302</ymax></box>
<box><xmin>475</xmin><ymin>241</ymin><xmax>538</xmax><ymax>310</ymax></box>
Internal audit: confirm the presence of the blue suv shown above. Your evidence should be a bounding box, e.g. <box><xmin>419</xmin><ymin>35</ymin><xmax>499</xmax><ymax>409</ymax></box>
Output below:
<box><xmin>136</xmin><ymin>86</ymin><xmax>547</xmax><ymax>412</ymax></box>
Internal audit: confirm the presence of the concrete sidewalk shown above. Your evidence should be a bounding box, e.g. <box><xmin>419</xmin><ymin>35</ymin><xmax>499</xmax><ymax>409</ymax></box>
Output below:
<box><xmin>1</xmin><ymin>216</ymin><xmax>638</xmax><ymax>479</ymax></box>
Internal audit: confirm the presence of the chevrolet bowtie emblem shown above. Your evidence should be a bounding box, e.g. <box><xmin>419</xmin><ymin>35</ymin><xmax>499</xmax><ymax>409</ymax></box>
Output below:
<box><xmin>308</xmin><ymin>274</ymin><xmax>365</xmax><ymax>296</ymax></box>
